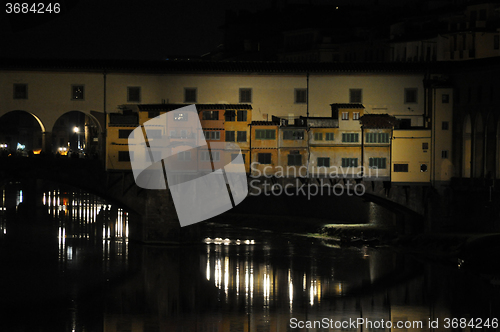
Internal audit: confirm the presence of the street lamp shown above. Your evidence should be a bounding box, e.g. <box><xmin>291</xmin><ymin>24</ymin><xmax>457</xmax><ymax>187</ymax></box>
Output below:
<box><xmin>73</xmin><ymin>126</ymin><xmax>80</xmax><ymax>151</ymax></box>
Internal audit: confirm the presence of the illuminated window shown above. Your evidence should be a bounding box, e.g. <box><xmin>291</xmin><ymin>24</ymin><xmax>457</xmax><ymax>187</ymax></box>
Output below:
<box><xmin>184</xmin><ymin>88</ymin><xmax>197</xmax><ymax>103</ymax></box>
<box><xmin>72</xmin><ymin>85</ymin><xmax>84</xmax><ymax>100</ymax></box>
<box><xmin>13</xmin><ymin>84</ymin><xmax>27</xmax><ymax>99</ymax></box>
<box><xmin>239</xmin><ymin>88</ymin><xmax>252</xmax><ymax>103</ymax></box>
<box><xmin>127</xmin><ymin>87</ymin><xmax>141</xmax><ymax>102</ymax></box>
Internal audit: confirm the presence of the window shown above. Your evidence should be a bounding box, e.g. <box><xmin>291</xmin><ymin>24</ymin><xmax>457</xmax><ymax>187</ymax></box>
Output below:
<box><xmin>341</xmin><ymin>158</ymin><xmax>358</xmax><ymax>167</ymax></box>
<box><xmin>404</xmin><ymin>88</ymin><xmax>418</xmax><ymax>103</ymax></box>
<box><xmin>442</xmin><ymin>121</ymin><xmax>449</xmax><ymax>130</ymax></box>
<box><xmin>255</xmin><ymin>129</ymin><xmax>275</xmax><ymax>139</ymax></box>
<box><xmin>314</xmin><ymin>133</ymin><xmax>323</xmax><ymax>141</ymax></box>
<box><xmin>237</xmin><ymin>110</ymin><xmax>248</xmax><ymax>122</ymax></box>
<box><xmin>211</xmin><ymin>151</ymin><xmax>220</xmax><ymax>162</ymax></box>
<box><xmin>342</xmin><ymin>112</ymin><xmax>349</xmax><ymax>120</ymax></box>
<box><xmin>422</xmin><ymin>142</ymin><xmax>429</xmax><ymax>150</ymax></box>
<box><xmin>349</xmin><ymin>89</ymin><xmax>362</xmax><ymax>103</ymax></box>
<box><xmin>353</xmin><ymin>112</ymin><xmax>360</xmax><ymax>120</ymax></box>
<box><xmin>369</xmin><ymin>158</ymin><xmax>386</xmax><ymax>169</ymax></box>
<box><xmin>442</xmin><ymin>94</ymin><xmax>449</xmax><ymax>103</ymax></box>
<box><xmin>127</xmin><ymin>87</ymin><xmax>141</xmax><ymax>102</ymax></box>
<box><xmin>288</xmin><ymin>153</ymin><xmax>302</xmax><ymax>166</ymax></box>
<box><xmin>200</xmin><ymin>151</ymin><xmax>211</xmax><ymax>161</ymax></box>
<box><xmin>231</xmin><ymin>153</ymin><xmax>245</xmax><ymax>164</ymax></box>
<box><xmin>178</xmin><ymin>151</ymin><xmax>191</xmax><ymax>161</ymax></box>
<box><xmin>237</xmin><ymin>131</ymin><xmax>247</xmax><ymax>142</ymax></box>
<box><xmin>365</xmin><ymin>133</ymin><xmax>389</xmax><ymax>143</ymax></box>
<box><xmin>202</xmin><ymin>111</ymin><xmax>219</xmax><ymax>120</ymax></box>
<box><xmin>225</xmin><ymin>110</ymin><xmax>236</xmax><ymax>121</ymax></box>
<box><xmin>13</xmin><ymin>84</ymin><xmax>27</xmax><ymax>99</ymax></box>
<box><xmin>119</xmin><ymin>129</ymin><xmax>133</xmax><ymax>139</ymax></box>
<box><xmin>420</xmin><ymin>164</ymin><xmax>428</xmax><ymax>172</ymax></box>
<box><xmin>72</xmin><ymin>85</ymin><xmax>84</xmax><ymax>100</ymax></box>
<box><xmin>148</xmin><ymin>111</ymin><xmax>160</xmax><ymax>118</ymax></box>
<box><xmin>394</xmin><ymin>164</ymin><xmax>408</xmax><ymax>172</ymax></box>
<box><xmin>342</xmin><ymin>133</ymin><xmax>359</xmax><ymax>143</ymax></box>
<box><xmin>258</xmin><ymin>153</ymin><xmax>272</xmax><ymax>164</ymax></box>
<box><xmin>295</xmin><ymin>88</ymin><xmax>307</xmax><ymax>103</ymax></box>
<box><xmin>325</xmin><ymin>133</ymin><xmax>334</xmax><ymax>141</ymax></box>
<box><xmin>204</xmin><ymin>131</ymin><xmax>220</xmax><ymax>140</ymax></box>
<box><xmin>442</xmin><ymin>150</ymin><xmax>449</xmax><ymax>159</ymax></box>
<box><xmin>146</xmin><ymin>130</ymin><xmax>162</xmax><ymax>139</ymax></box>
<box><xmin>184</xmin><ymin>88</ymin><xmax>197</xmax><ymax>103</ymax></box>
<box><xmin>317</xmin><ymin>157</ymin><xmax>330</xmax><ymax>167</ymax></box>
<box><xmin>495</xmin><ymin>35</ymin><xmax>499</xmax><ymax>50</ymax></box>
<box><xmin>225</xmin><ymin>131</ymin><xmax>235</xmax><ymax>142</ymax></box>
<box><xmin>118</xmin><ymin>151</ymin><xmax>132</xmax><ymax>162</ymax></box>
<box><xmin>239</xmin><ymin>88</ymin><xmax>252</xmax><ymax>103</ymax></box>
<box><xmin>283</xmin><ymin>130</ymin><xmax>304</xmax><ymax>140</ymax></box>
<box><xmin>174</xmin><ymin>112</ymin><xmax>188</xmax><ymax>121</ymax></box>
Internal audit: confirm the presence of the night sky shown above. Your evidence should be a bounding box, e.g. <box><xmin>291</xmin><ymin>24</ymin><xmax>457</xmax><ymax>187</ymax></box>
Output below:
<box><xmin>0</xmin><ymin>0</ymin><xmax>276</xmax><ymax>60</ymax></box>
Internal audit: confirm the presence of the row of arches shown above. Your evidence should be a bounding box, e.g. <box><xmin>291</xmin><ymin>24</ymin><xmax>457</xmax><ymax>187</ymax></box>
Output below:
<box><xmin>462</xmin><ymin>112</ymin><xmax>500</xmax><ymax>179</ymax></box>
<box><xmin>0</xmin><ymin>110</ymin><xmax>103</xmax><ymax>157</ymax></box>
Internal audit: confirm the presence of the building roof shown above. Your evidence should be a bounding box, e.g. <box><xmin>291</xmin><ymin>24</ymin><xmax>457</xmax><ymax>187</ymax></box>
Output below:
<box><xmin>330</xmin><ymin>103</ymin><xmax>365</xmax><ymax>110</ymax></box>
<box><xmin>136</xmin><ymin>104</ymin><xmax>252</xmax><ymax>112</ymax></box>
<box><xmin>0</xmin><ymin>58</ymin><xmax>450</xmax><ymax>74</ymax></box>
<box><xmin>251</xmin><ymin>121</ymin><xmax>280</xmax><ymax>126</ymax></box>
<box><xmin>359</xmin><ymin>114</ymin><xmax>399</xmax><ymax>128</ymax></box>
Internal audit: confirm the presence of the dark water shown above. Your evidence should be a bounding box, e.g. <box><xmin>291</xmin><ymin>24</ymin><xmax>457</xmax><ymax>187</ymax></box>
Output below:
<box><xmin>0</xmin><ymin>182</ymin><xmax>499</xmax><ymax>332</ymax></box>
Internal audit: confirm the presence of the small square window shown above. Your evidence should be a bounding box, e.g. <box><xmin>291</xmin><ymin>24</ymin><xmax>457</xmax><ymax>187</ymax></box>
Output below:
<box><xmin>237</xmin><ymin>131</ymin><xmax>247</xmax><ymax>142</ymax></box>
<box><xmin>442</xmin><ymin>150</ymin><xmax>449</xmax><ymax>159</ymax></box>
<box><xmin>317</xmin><ymin>157</ymin><xmax>330</xmax><ymax>167</ymax></box>
<box><xmin>442</xmin><ymin>121</ymin><xmax>449</xmax><ymax>130</ymax></box>
<box><xmin>442</xmin><ymin>94</ymin><xmax>449</xmax><ymax>103</ymax></box>
<box><xmin>258</xmin><ymin>153</ymin><xmax>272</xmax><ymax>164</ymax></box>
<box><xmin>72</xmin><ymin>85</ymin><xmax>84</xmax><ymax>100</ymax></box>
<box><xmin>404</xmin><ymin>88</ymin><xmax>418</xmax><ymax>103</ymax></box>
<box><xmin>422</xmin><ymin>142</ymin><xmax>429</xmax><ymax>150</ymax></box>
<box><xmin>349</xmin><ymin>89</ymin><xmax>362</xmax><ymax>103</ymax></box>
<box><xmin>394</xmin><ymin>163</ymin><xmax>408</xmax><ymax>172</ymax></box>
<box><xmin>420</xmin><ymin>164</ymin><xmax>428</xmax><ymax>172</ymax></box>
<box><xmin>288</xmin><ymin>153</ymin><xmax>302</xmax><ymax>166</ymax></box>
<box><xmin>13</xmin><ymin>84</ymin><xmax>28</xmax><ymax>99</ymax></box>
<box><xmin>225</xmin><ymin>110</ymin><xmax>236</xmax><ymax>122</ymax></box>
<box><xmin>342</xmin><ymin>112</ymin><xmax>349</xmax><ymax>120</ymax></box>
<box><xmin>239</xmin><ymin>88</ymin><xmax>252</xmax><ymax>103</ymax></box>
<box><xmin>225</xmin><ymin>131</ymin><xmax>235</xmax><ymax>142</ymax></box>
<box><xmin>295</xmin><ymin>88</ymin><xmax>307</xmax><ymax>104</ymax></box>
<box><xmin>184</xmin><ymin>88</ymin><xmax>197</xmax><ymax>103</ymax></box>
<box><xmin>127</xmin><ymin>87</ymin><xmax>141</xmax><ymax>102</ymax></box>
<box><xmin>314</xmin><ymin>133</ymin><xmax>323</xmax><ymax>141</ymax></box>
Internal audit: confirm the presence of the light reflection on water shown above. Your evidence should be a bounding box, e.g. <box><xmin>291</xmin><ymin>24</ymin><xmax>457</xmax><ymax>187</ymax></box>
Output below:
<box><xmin>1</xmin><ymin>184</ymin><xmax>500</xmax><ymax>331</ymax></box>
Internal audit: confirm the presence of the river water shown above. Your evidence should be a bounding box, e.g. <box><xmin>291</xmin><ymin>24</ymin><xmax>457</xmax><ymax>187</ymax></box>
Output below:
<box><xmin>0</xmin><ymin>182</ymin><xmax>499</xmax><ymax>332</ymax></box>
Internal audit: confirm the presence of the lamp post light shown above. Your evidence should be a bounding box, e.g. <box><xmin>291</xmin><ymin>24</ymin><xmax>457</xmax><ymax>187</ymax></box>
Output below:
<box><xmin>73</xmin><ymin>126</ymin><xmax>80</xmax><ymax>151</ymax></box>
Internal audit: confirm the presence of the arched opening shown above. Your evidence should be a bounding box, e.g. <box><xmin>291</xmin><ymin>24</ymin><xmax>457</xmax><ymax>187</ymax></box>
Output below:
<box><xmin>462</xmin><ymin>114</ymin><xmax>472</xmax><ymax>178</ymax></box>
<box><xmin>51</xmin><ymin>111</ymin><xmax>102</xmax><ymax>157</ymax></box>
<box><xmin>485</xmin><ymin>113</ymin><xmax>497</xmax><ymax>179</ymax></box>
<box><xmin>473</xmin><ymin>113</ymin><xmax>484</xmax><ymax>178</ymax></box>
<box><xmin>0</xmin><ymin>110</ymin><xmax>45</xmax><ymax>155</ymax></box>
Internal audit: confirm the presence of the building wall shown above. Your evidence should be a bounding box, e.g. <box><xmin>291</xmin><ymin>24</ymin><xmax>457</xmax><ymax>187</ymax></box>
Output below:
<box><xmin>391</xmin><ymin>129</ymin><xmax>431</xmax><ymax>183</ymax></box>
<box><xmin>432</xmin><ymin>87</ymin><xmax>454</xmax><ymax>183</ymax></box>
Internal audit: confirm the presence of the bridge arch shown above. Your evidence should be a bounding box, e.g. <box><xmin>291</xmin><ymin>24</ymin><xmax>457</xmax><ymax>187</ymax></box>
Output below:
<box><xmin>0</xmin><ymin>110</ymin><xmax>45</xmax><ymax>154</ymax></box>
<box><xmin>462</xmin><ymin>113</ymin><xmax>472</xmax><ymax>178</ymax></box>
<box><xmin>473</xmin><ymin>112</ymin><xmax>484</xmax><ymax>178</ymax></box>
<box><xmin>51</xmin><ymin>110</ymin><xmax>103</xmax><ymax>156</ymax></box>
<box><xmin>484</xmin><ymin>112</ymin><xmax>497</xmax><ymax>179</ymax></box>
